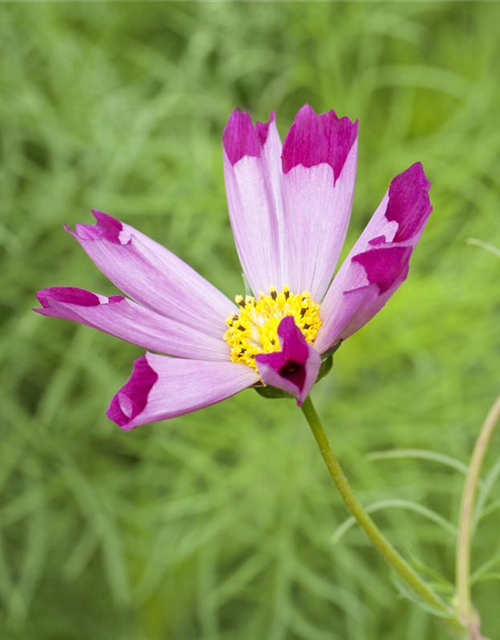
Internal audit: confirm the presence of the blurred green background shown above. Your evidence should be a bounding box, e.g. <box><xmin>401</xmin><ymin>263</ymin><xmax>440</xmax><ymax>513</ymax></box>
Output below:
<box><xmin>1</xmin><ymin>2</ymin><xmax>500</xmax><ymax>639</ymax></box>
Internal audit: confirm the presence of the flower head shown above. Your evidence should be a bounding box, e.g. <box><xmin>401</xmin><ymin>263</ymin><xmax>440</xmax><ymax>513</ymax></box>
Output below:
<box><xmin>35</xmin><ymin>105</ymin><xmax>432</xmax><ymax>429</ymax></box>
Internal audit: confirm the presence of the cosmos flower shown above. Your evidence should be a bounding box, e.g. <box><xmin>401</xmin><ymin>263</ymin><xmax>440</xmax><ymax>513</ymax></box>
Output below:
<box><xmin>35</xmin><ymin>105</ymin><xmax>432</xmax><ymax>430</ymax></box>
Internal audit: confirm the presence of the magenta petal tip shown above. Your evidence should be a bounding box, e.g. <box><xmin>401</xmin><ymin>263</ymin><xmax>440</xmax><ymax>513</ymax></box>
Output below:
<box><xmin>223</xmin><ymin>109</ymin><xmax>278</xmax><ymax>165</ymax></box>
<box><xmin>36</xmin><ymin>286</ymin><xmax>100</xmax><ymax>308</ymax></box>
<box><xmin>67</xmin><ymin>209</ymin><xmax>130</xmax><ymax>245</ymax></box>
<box><xmin>352</xmin><ymin>245</ymin><xmax>412</xmax><ymax>294</ymax></box>
<box><xmin>255</xmin><ymin>111</ymin><xmax>276</xmax><ymax>146</ymax></box>
<box><xmin>282</xmin><ymin>104</ymin><xmax>358</xmax><ymax>180</ymax></box>
<box><xmin>35</xmin><ymin>286</ymin><xmax>125</xmax><ymax>309</ymax></box>
<box><xmin>385</xmin><ymin>162</ymin><xmax>432</xmax><ymax>242</ymax></box>
<box><xmin>107</xmin><ymin>355</ymin><xmax>158</xmax><ymax>430</ymax></box>
<box><xmin>222</xmin><ymin>109</ymin><xmax>262</xmax><ymax>165</ymax></box>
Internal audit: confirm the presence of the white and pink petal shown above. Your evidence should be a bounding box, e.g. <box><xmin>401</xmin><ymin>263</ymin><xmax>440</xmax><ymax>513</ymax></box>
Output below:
<box><xmin>316</xmin><ymin>162</ymin><xmax>432</xmax><ymax>354</ymax></box>
<box><xmin>66</xmin><ymin>210</ymin><xmax>236</xmax><ymax>338</ymax></box>
<box><xmin>315</xmin><ymin>246</ymin><xmax>412</xmax><ymax>353</ymax></box>
<box><xmin>35</xmin><ymin>287</ymin><xmax>230</xmax><ymax>361</ymax></box>
<box><xmin>108</xmin><ymin>354</ymin><xmax>259</xmax><ymax>430</ymax></box>
<box><xmin>281</xmin><ymin>105</ymin><xmax>358</xmax><ymax>300</ymax></box>
<box><xmin>342</xmin><ymin>162</ymin><xmax>432</xmax><ymax>257</ymax></box>
<box><xmin>223</xmin><ymin>110</ymin><xmax>285</xmax><ymax>294</ymax></box>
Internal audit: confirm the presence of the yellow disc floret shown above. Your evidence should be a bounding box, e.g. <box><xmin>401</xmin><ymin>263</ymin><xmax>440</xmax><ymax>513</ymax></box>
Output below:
<box><xmin>224</xmin><ymin>286</ymin><xmax>322</xmax><ymax>371</ymax></box>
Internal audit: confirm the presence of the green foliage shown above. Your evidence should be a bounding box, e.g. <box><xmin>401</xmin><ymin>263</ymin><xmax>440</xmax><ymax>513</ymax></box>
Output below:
<box><xmin>1</xmin><ymin>2</ymin><xmax>500</xmax><ymax>639</ymax></box>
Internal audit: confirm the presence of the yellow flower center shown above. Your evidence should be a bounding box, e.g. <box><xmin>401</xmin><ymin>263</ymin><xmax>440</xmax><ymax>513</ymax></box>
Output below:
<box><xmin>224</xmin><ymin>286</ymin><xmax>322</xmax><ymax>371</ymax></box>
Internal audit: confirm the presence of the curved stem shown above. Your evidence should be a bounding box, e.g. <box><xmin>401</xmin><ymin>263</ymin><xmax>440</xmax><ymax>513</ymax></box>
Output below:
<box><xmin>300</xmin><ymin>396</ymin><xmax>464</xmax><ymax>635</ymax></box>
<box><xmin>456</xmin><ymin>393</ymin><xmax>500</xmax><ymax>627</ymax></box>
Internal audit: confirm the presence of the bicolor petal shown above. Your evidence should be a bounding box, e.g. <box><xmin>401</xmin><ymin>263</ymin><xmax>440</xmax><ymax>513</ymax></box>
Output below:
<box><xmin>316</xmin><ymin>163</ymin><xmax>432</xmax><ymax>353</ymax></box>
<box><xmin>66</xmin><ymin>210</ymin><xmax>236</xmax><ymax>338</ymax></box>
<box><xmin>281</xmin><ymin>105</ymin><xmax>358</xmax><ymax>300</ymax></box>
<box><xmin>35</xmin><ymin>287</ymin><xmax>230</xmax><ymax>361</ymax></box>
<box><xmin>107</xmin><ymin>354</ymin><xmax>259</xmax><ymax>430</ymax></box>
<box><xmin>315</xmin><ymin>246</ymin><xmax>412</xmax><ymax>353</ymax></box>
<box><xmin>342</xmin><ymin>162</ymin><xmax>432</xmax><ymax>257</ymax></box>
<box><xmin>223</xmin><ymin>110</ymin><xmax>285</xmax><ymax>294</ymax></box>
<box><xmin>255</xmin><ymin>316</ymin><xmax>321</xmax><ymax>406</ymax></box>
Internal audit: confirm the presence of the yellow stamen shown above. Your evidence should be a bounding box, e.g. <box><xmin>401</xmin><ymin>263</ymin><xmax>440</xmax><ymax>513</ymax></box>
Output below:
<box><xmin>224</xmin><ymin>286</ymin><xmax>322</xmax><ymax>370</ymax></box>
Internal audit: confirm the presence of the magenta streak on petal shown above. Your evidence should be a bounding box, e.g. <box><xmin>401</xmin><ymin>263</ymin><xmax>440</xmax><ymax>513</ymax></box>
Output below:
<box><xmin>34</xmin><ymin>286</ymin><xmax>231</xmax><ymax>361</ymax></box>
<box><xmin>222</xmin><ymin>109</ymin><xmax>262</xmax><ymax>165</ymax></box>
<box><xmin>108</xmin><ymin>356</ymin><xmax>259</xmax><ymax>429</ymax></box>
<box><xmin>321</xmin><ymin>111</ymin><xmax>359</xmax><ymax>182</ymax></box>
<box><xmin>65</xmin><ymin>210</ymin><xmax>236</xmax><ymax>338</ymax></box>
<box><xmin>369</xmin><ymin>235</ymin><xmax>386</xmax><ymax>246</ymax></box>
<box><xmin>255</xmin><ymin>112</ymin><xmax>276</xmax><ymax>145</ymax></box>
<box><xmin>281</xmin><ymin>104</ymin><xmax>358</xmax><ymax>181</ymax></box>
<box><xmin>385</xmin><ymin>163</ymin><xmax>432</xmax><ymax>242</ymax></box>
<box><xmin>36</xmin><ymin>287</ymin><xmax>109</xmax><ymax>307</ymax></box>
<box><xmin>352</xmin><ymin>246</ymin><xmax>412</xmax><ymax>294</ymax></box>
<box><xmin>107</xmin><ymin>356</ymin><xmax>158</xmax><ymax>427</ymax></box>
<box><xmin>255</xmin><ymin>316</ymin><xmax>321</xmax><ymax>405</ymax></box>
<box><xmin>67</xmin><ymin>210</ymin><xmax>130</xmax><ymax>245</ymax></box>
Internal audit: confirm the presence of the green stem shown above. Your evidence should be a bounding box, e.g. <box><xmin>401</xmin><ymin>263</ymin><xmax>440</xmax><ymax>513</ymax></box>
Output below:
<box><xmin>300</xmin><ymin>395</ymin><xmax>464</xmax><ymax>635</ymax></box>
<box><xmin>456</xmin><ymin>393</ymin><xmax>500</xmax><ymax>628</ymax></box>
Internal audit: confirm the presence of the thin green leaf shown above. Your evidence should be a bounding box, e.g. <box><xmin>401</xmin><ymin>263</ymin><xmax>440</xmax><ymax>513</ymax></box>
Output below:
<box><xmin>367</xmin><ymin>449</ymin><xmax>469</xmax><ymax>475</ymax></box>
<box><xmin>331</xmin><ymin>499</ymin><xmax>457</xmax><ymax>545</ymax></box>
<box><xmin>466</xmin><ymin>238</ymin><xmax>500</xmax><ymax>258</ymax></box>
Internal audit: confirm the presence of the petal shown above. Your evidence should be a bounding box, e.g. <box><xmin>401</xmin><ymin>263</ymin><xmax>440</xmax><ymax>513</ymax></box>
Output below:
<box><xmin>108</xmin><ymin>354</ymin><xmax>259</xmax><ymax>430</ymax></box>
<box><xmin>315</xmin><ymin>247</ymin><xmax>412</xmax><ymax>353</ymax></box>
<box><xmin>66</xmin><ymin>210</ymin><xmax>236</xmax><ymax>338</ymax></box>
<box><xmin>35</xmin><ymin>287</ymin><xmax>230</xmax><ymax>361</ymax></box>
<box><xmin>255</xmin><ymin>316</ymin><xmax>321</xmax><ymax>406</ymax></box>
<box><xmin>223</xmin><ymin>110</ymin><xmax>286</xmax><ymax>294</ymax></box>
<box><xmin>281</xmin><ymin>105</ymin><xmax>359</xmax><ymax>300</ymax></box>
<box><xmin>282</xmin><ymin>105</ymin><xmax>358</xmax><ymax>179</ymax></box>
<box><xmin>316</xmin><ymin>163</ymin><xmax>432</xmax><ymax>353</ymax></box>
<box><xmin>339</xmin><ymin>162</ymin><xmax>432</xmax><ymax>257</ymax></box>
<box><xmin>222</xmin><ymin>108</ymin><xmax>262</xmax><ymax>165</ymax></box>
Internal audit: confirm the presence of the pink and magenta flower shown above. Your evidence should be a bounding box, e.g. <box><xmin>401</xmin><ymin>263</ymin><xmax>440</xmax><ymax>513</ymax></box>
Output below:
<box><xmin>35</xmin><ymin>105</ymin><xmax>432</xmax><ymax>430</ymax></box>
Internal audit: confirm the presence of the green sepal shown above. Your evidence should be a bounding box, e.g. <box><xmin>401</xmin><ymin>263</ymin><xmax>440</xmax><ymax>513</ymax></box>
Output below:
<box><xmin>254</xmin><ymin>385</ymin><xmax>294</xmax><ymax>400</ymax></box>
<box><xmin>322</xmin><ymin>340</ymin><xmax>343</xmax><ymax>360</ymax></box>
<box><xmin>316</xmin><ymin>353</ymin><xmax>333</xmax><ymax>382</ymax></box>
